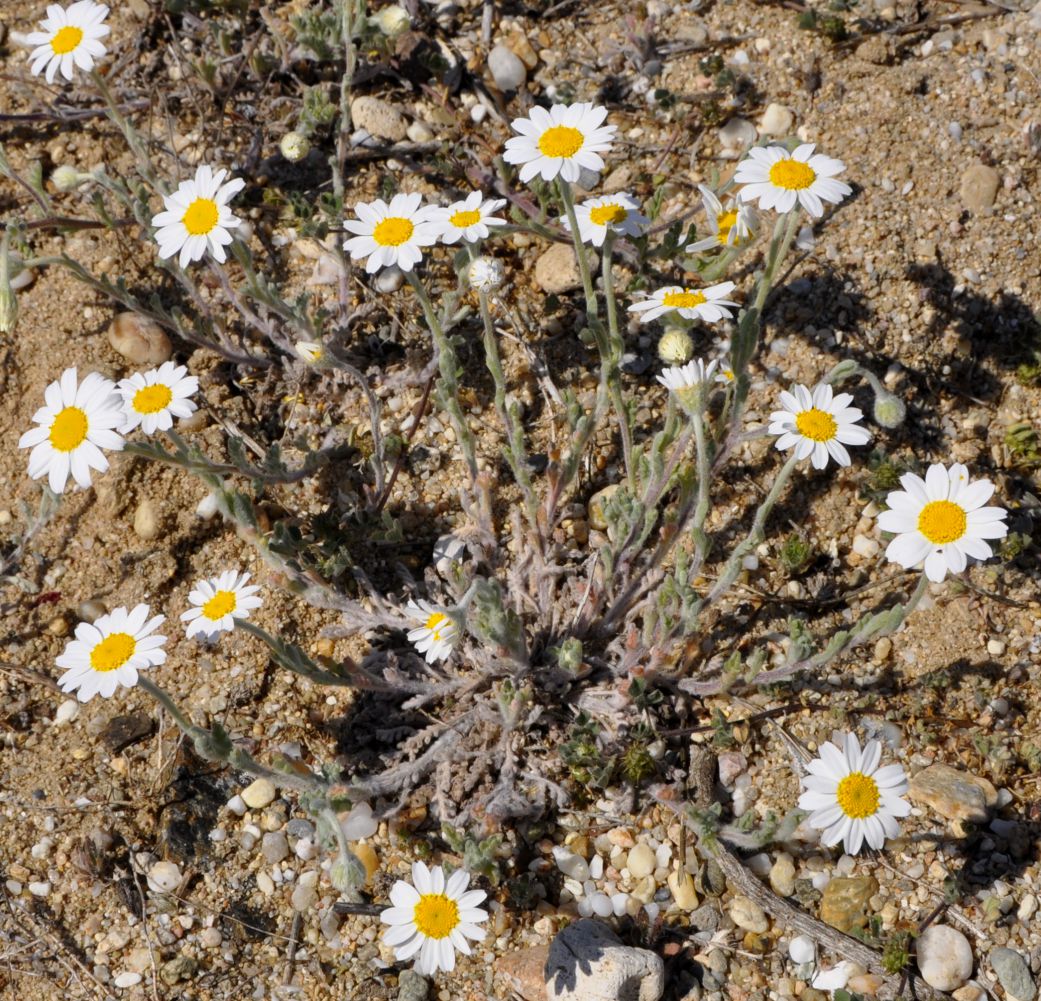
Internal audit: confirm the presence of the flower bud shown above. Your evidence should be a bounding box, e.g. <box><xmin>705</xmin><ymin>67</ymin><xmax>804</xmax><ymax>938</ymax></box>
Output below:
<box><xmin>658</xmin><ymin>326</ymin><xmax>693</xmax><ymax>365</ymax></box>
<box><xmin>52</xmin><ymin>164</ymin><xmax>88</xmax><ymax>192</ymax></box>
<box><xmin>468</xmin><ymin>256</ymin><xmax>504</xmax><ymax>293</ymax></box>
<box><xmin>873</xmin><ymin>391</ymin><xmax>906</xmax><ymax>429</ymax></box>
<box><xmin>372</xmin><ymin>4</ymin><xmax>410</xmax><ymax>37</ymax></box>
<box><xmin>279</xmin><ymin>131</ymin><xmax>311</xmax><ymax>163</ymax></box>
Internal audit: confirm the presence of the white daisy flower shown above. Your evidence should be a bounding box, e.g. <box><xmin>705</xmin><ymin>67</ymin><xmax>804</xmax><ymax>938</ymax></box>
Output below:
<box><xmin>656</xmin><ymin>358</ymin><xmax>720</xmax><ymax>394</ymax></box>
<box><xmin>56</xmin><ymin>604</ymin><xmax>167</xmax><ymax>702</ymax></box>
<box><xmin>428</xmin><ymin>191</ymin><xmax>507</xmax><ymax>245</ymax></box>
<box><xmin>686</xmin><ymin>184</ymin><xmax>758</xmax><ymax>252</ymax></box>
<box><xmin>715</xmin><ymin>363</ymin><xmax>736</xmax><ymax>385</ymax></box>
<box><xmin>296</xmin><ymin>341</ymin><xmax>324</xmax><ymax>364</ymax></box>
<box><xmin>18</xmin><ymin>367</ymin><xmax>125</xmax><ymax>494</ymax></box>
<box><xmin>343</xmin><ymin>193</ymin><xmax>440</xmax><ymax>274</ymax></box>
<box><xmin>117</xmin><ymin>362</ymin><xmax>199</xmax><ymax>435</ymax></box>
<box><xmin>563</xmin><ymin>193</ymin><xmax>649</xmax><ymax>247</ymax></box>
<box><xmin>627</xmin><ymin>282</ymin><xmax>738</xmax><ymax>325</ymax></box>
<box><xmin>734</xmin><ymin>143</ymin><xmax>852</xmax><ymax>218</ymax></box>
<box><xmin>380</xmin><ymin>862</ymin><xmax>488</xmax><ymax>976</ymax></box>
<box><xmin>180</xmin><ymin>570</ymin><xmax>263</xmax><ymax>641</ymax></box>
<box><xmin>25</xmin><ymin>1</ymin><xmax>110</xmax><ymax>84</ymax></box>
<box><xmin>876</xmin><ymin>463</ymin><xmax>1008</xmax><ymax>583</ymax></box>
<box><xmin>502</xmin><ymin>102</ymin><xmax>617</xmax><ymax>184</ymax></box>
<box><xmin>151</xmin><ymin>165</ymin><xmax>245</xmax><ymax>268</ymax></box>
<box><xmin>798</xmin><ymin>731</ymin><xmax>910</xmax><ymax>855</ymax></box>
<box><xmin>768</xmin><ymin>382</ymin><xmax>871</xmax><ymax>470</ymax></box>
<box><xmin>406</xmin><ymin>599</ymin><xmax>458</xmax><ymax>664</ymax></box>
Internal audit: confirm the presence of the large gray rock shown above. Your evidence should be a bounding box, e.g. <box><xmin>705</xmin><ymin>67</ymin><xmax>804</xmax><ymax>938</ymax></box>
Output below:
<box><xmin>917</xmin><ymin>924</ymin><xmax>974</xmax><ymax>991</ymax></box>
<box><xmin>546</xmin><ymin>919</ymin><xmax>664</xmax><ymax>1001</ymax></box>
<box><xmin>990</xmin><ymin>948</ymin><xmax>1036</xmax><ymax>1001</ymax></box>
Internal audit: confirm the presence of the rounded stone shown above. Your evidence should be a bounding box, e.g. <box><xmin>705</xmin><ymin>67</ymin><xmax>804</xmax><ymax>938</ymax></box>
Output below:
<box><xmin>489</xmin><ymin>44</ymin><xmax>527</xmax><ymax>91</ymax></box>
<box><xmin>729</xmin><ymin>895</ymin><xmax>769</xmax><ymax>933</ymax></box>
<box><xmin>350</xmin><ymin>96</ymin><xmax>407</xmax><ymax>142</ymax></box>
<box><xmin>240</xmin><ymin>778</ymin><xmax>276</xmax><ymax>810</ymax></box>
<box><xmin>626</xmin><ymin>843</ymin><xmax>656</xmax><ymax>880</ymax></box>
<box><xmin>917</xmin><ymin>924</ymin><xmax>974</xmax><ymax>991</ymax></box>
<box><xmin>146</xmin><ymin>860</ymin><xmax>181</xmax><ymax>894</ymax></box>
<box><xmin>133</xmin><ymin>498</ymin><xmax>161</xmax><ymax>541</ymax></box>
<box><xmin>759</xmin><ymin>103</ymin><xmax>794</xmax><ymax>136</ymax></box>
<box><xmin>108</xmin><ymin>312</ymin><xmax>173</xmax><ymax>365</ymax></box>
<box><xmin>959</xmin><ymin>163</ymin><xmax>1000</xmax><ymax>213</ymax></box>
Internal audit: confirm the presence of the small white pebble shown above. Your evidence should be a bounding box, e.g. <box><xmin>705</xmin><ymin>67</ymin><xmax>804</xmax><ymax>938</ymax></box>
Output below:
<box><xmin>28</xmin><ymin>881</ymin><xmax>51</xmax><ymax>897</ymax></box>
<box><xmin>113</xmin><ymin>972</ymin><xmax>143</xmax><ymax>989</ymax></box>
<box><xmin>789</xmin><ymin>934</ymin><xmax>815</xmax><ymax>964</ymax></box>
<box><xmin>226</xmin><ymin>795</ymin><xmax>247</xmax><ymax>817</ymax></box>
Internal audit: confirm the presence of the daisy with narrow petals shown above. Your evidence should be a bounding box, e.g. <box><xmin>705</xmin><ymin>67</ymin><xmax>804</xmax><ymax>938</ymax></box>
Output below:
<box><xmin>735</xmin><ymin>143</ymin><xmax>851</xmax><ymax>218</ymax></box>
<box><xmin>428</xmin><ymin>191</ymin><xmax>507</xmax><ymax>245</ymax></box>
<box><xmin>152</xmin><ymin>165</ymin><xmax>245</xmax><ymax>268</ymax></box>
<box><xmin>798</xmin><ymin>731</ymin><xmax>910</xmax><ymax>855</ymax></box>
<box><xmin>877</xmin><ymin>463</ymin><xmax>1007</xmax><ymax>583</ymax></box>
<box><xmin>628</xmin><ymin>282</ymin><xmax>738</xmax><ymax>325</ymax></box>
<box><xmin>380</xmin><ymin>862</ymin><xmax>488</xmax><ymax>975</ymax></box>
<box><xmin>503</xmin><ymin>102</ymin><xmax>617</xmax><ymax>184</ymax></box>
<box><xmin>564</xmin><ymin>193</ymin><xmax>649</xmax><ymax>247</ymax></box>
<box><xmin>181</xmin><ymin>570</ymin><xmax>263</xmax><ymax>641</ymax></box>
<box><xmin>657</xmin><ymin>357</ymin><xmax>720</xmax><ymax>394</ymax></box>
<box><xmin>686</xmin><ymin>184</ymin><xmax>758</xmax><ymax>252</ymax></box>
<box><xmin>56</xmin><ymin>604</ymin><xmax>167</xmax><ymax>702</ymax></box>
<box><xmin>118</xmin><ymin>362</ymin><xmax>199</xmax><ymax>435</ymax></box>
<box><xmin>343</xmin><ymin>193</ymin><xmax>440</xmax><ymax>273</ymax></box>
<box><xmin>25</xmin><ymin>1</ymin><xmax>110</xmax><ymax>84</ymax></box>
<box><xmin>19</xmin><ymin>367</ymin><xmax>125</xmax><ymax>494</ymax></box>
<box><xmin>406</xmin><ymin>599</ymin><xmax>458</xmax><ymax>664</ymax></box>
<box><xmin>769</xmin><ymin>382</ymin><xmax>870</xmax><ymax>470</ymax></box>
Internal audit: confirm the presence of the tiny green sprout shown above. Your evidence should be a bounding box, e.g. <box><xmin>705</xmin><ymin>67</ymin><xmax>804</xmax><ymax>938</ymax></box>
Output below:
<box><xmin>1004</xmin><ymin>422</ymin><xmax>1041</xmax><ymax>469</ymax></box>
<box><xmin>998</xmin><ymin>531</ymin><xmax>1030</xmax><ymax>562</ymax></box>
<box><xmin>780</xmin><ymin>533</ymin><xmax>814</xmax><ymax>576</ymax></box>
<box><xmin>1015</xmin><ymin>361</ymin><xmax>1041</xmax><ymax>387</ymax></box>
<box><xmin>881</xmin><ymin>930</ymin><xmax>913</xmax><ymax>974</ymax></box>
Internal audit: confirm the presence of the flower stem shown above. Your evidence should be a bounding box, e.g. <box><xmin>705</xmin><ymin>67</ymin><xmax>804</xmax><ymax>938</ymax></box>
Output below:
<box><xmin>706</xmin><ymin>452</ymin><xmax>800</xmax><ymax>605</ymax></box>
<box><xmin>557</xmin><ymin>179</ymin><xmax>598</xmax><ymax>322</ymax></box>
<box><xmin>406</xmin><ymin>270</ymin><xmax>480</xmax><ymax>484</ymax></box>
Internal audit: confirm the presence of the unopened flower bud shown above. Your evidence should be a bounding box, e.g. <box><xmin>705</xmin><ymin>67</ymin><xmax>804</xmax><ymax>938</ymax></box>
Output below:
<box><xmin>658</xmin><ymin>327</ymin><xmax>693</xmax><ymax>365</ymax></box>
<box><xmin>468</xmin><ymin>256</ymin><xmax>504</xmax><ymax>293</ymax></box>
<box><xmin>51</xmin><ymin>164</ymin><xmax>88</xmax><ymax>192</ymax></box>
<box><xmin>279</xmin><ymin>131</ymin><xmax>311</xmax><ymax>163</ymax></box>
<box><xmin>372</xmin><ymin>4</ymin><xmax>411</xmax><ymax>37</ymax></box>
<box><xmin>873</xmin><ymin>391</ymin><xmax>906</xmax><ymax>429</ymax></box>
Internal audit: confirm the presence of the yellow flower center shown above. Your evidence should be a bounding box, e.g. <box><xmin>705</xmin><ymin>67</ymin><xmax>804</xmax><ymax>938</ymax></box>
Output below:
<box><xmin>133</xmin><ymin>384</ymin><xmax>173</xmax><ymax>415</ymax></box>
<box><xmin>412</xmin><ymin>893</ymin><xmax>460</xmax><ymax>939</ymax></box>
<box><xmin>720</xmin><ymin>368</ymin><xmax>735</xmax><ymax>382</ymax></box>
<box><xmin>182</xmin><ymin>197</ymin><xmax>220</xmax><ymax>236</ymax></box>
<box><xmin>425</xmin><ymin>612</ymin><xmax>447</xmax><ymax>641</ymax></box>
<box><xmin>201</xmin><ymin>590</ymin><xmax>238</xmax><ymax>621</ymax></box>
<box><xmin>917</xmin><ymin>499</ymin><xmax>967</xmax><ymax>545</ymax></box>
<box><xmin>537</xmin><ymin>125</ymin><xmax>584</xmax><ymax>159</ymax></box>
<box><xmin>50</xmin><ymin>25</ymin><xmax>84</xmax><ymax>55</ymax></box>
<box><xmin>372</xmin><ymin>217</ymin><xmax>415</xmax><ymax>247</ymax></box>
<box><xmin>794</xmin><ymin>407</ymin><xmax>837</xmax><ymax>443</ymax></box>
<box><xmin>835</xmin><ymin>772</ymin><xmax>881</xmax><ymax>820</ymax></box>
<box><xmin>716</xmin><ymin>209</ymin><xmax>739</xmax><ymax>242</ymax></box>
<box><xmin>90</xmin><ymin>632</ymin><xmax>137</xmax><ymax>673</ymax></box>
<box><xmin>588</xmin><ymin>203</ymin><xmax>627</xmax><ymax>227</ymax></box>
<box><xmin>449</xmin><ymin>209</ymin><xmax>482</xmax><ymax>229</ymax></box>
<box><xmin>769</xmin><ymin>160</ymin><xmax>817</xmax><ymax>191</ymax></box>
<box><xmin>661</xmin><ymin>290</ymin><xmax>707</xmax><ymax>310</ymax></box>
<box><xmin>49</xmin><ymin>406</ymin><xmax>89</xmax><ymax>452</ymax></box>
